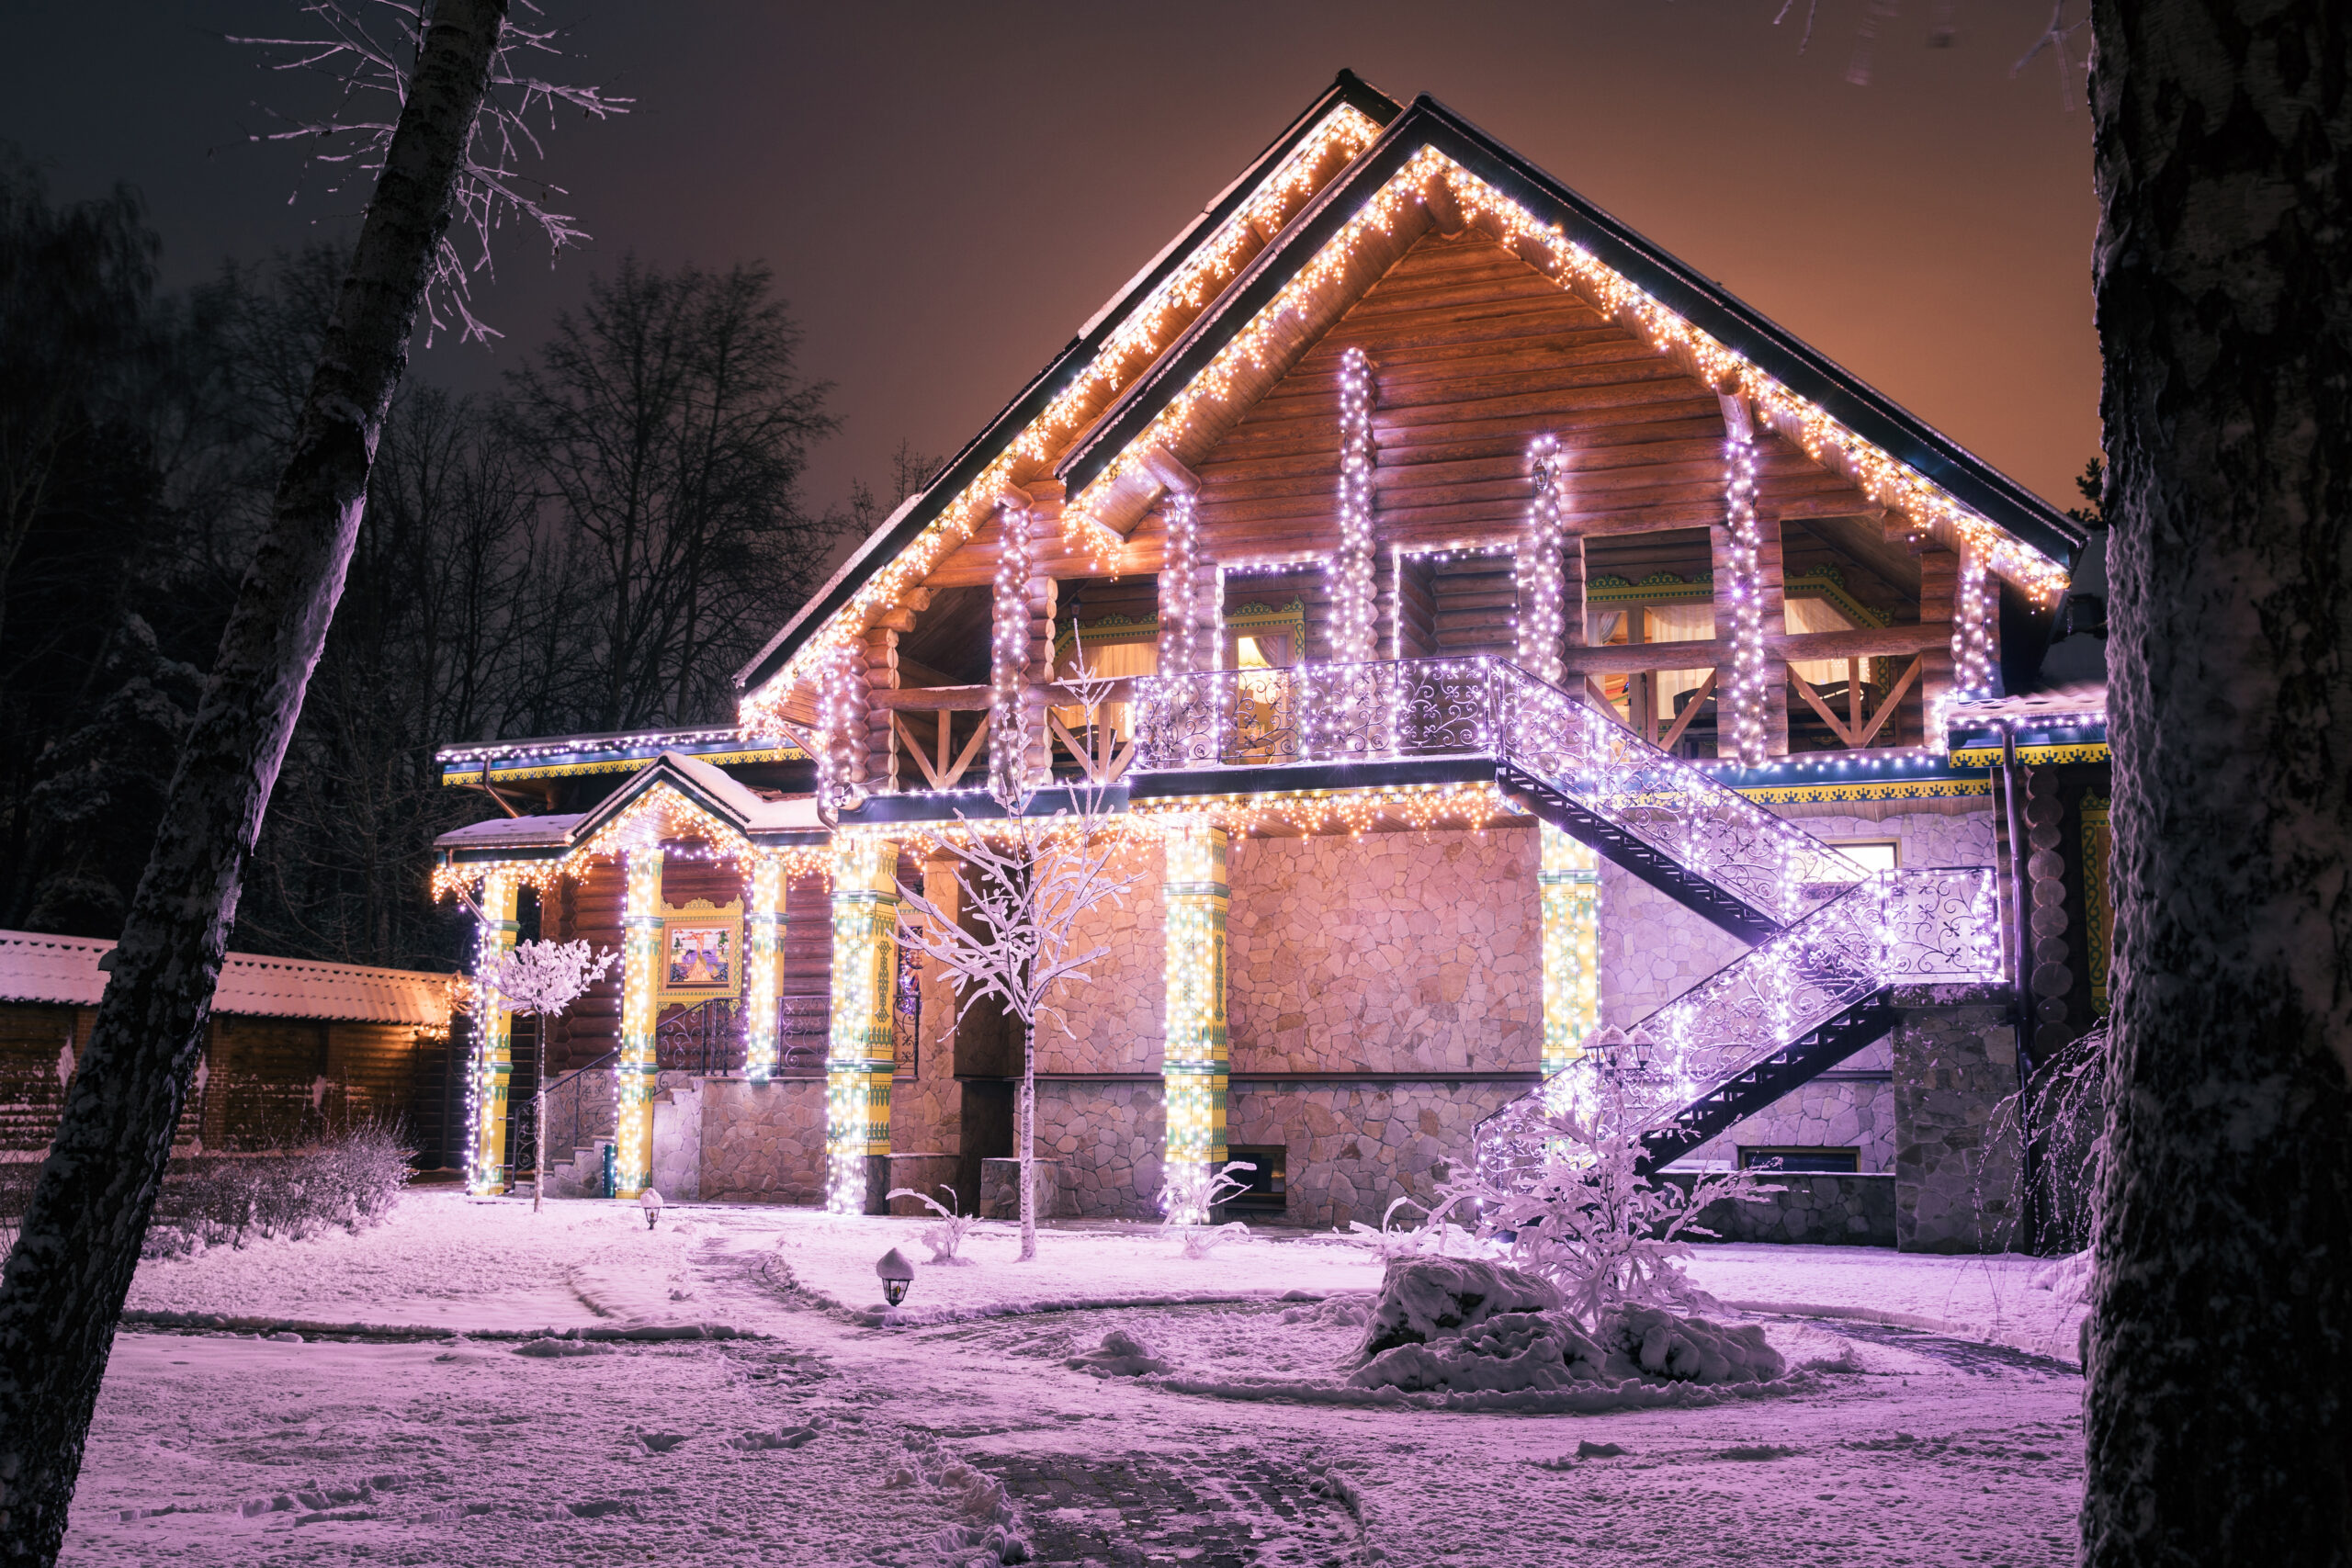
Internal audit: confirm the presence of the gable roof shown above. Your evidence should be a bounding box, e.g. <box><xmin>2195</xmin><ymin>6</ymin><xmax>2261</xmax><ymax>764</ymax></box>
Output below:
<box><xmin>734</xmin><ymin>71</ymin><xmax>1404</xmax><ymax>702</ymax></box>
<box><xmin>434</xmin><ymin>750</ymin><xmax>825</xmax><ymax>863</ymax></box>
<box><xmin>737</xmin><ymin>75</ymin><xmax>2083</xmax><ymax>721</ymax></box>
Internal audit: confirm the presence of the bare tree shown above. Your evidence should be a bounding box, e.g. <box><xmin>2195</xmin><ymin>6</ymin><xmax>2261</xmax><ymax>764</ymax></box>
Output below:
<box><xmin>2082</xmin><ymin>2</ymin><xmax>2352</xmax><ymax>1562</ymax></box>
<box><xmin>0</xmin><ymin>6</ymin><xmax>619</xmax><ymax>1559</ymax></box>
<box><xmin>503</xmin><ymin>257</ymin><xmax>843</xmax><ymax>729</ymax></box>
<box><xmin>894</xmin><ymin>661</ymin><xmax>1141</xmax><ymax>1259</ymax></box>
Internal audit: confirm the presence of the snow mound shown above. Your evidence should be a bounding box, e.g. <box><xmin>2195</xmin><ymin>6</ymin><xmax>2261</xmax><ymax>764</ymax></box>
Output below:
<box><xmin>1066</xmin><ymin>1328</ymin><xmax>1170</xmax><ymax>1378</ymax></box>
<box><xmin>1608</xmin><ymin>1305</ymin><xmax>1786</xmax><ymax>1384</ymax></box>
<box><xmin>2029</xmin><ymin>1249</ymin><xmax>2093</xmax><ymax>1304</ymax></box>
<box><xmin>513</xmin><ymin>1337</ymin><xmax>613</xmax><ymax>1358</ymax></box>
<box><xmin>1355</xmin><ymin>1257</ymin><xmax>1561</xmax><ymax>1359</ymax></box>
<box><xmin>1351</xmin><ymin>1310</ymin><xmax>1611</xmax><ymax>1393</ymax></box>
<box><xmin>1279</xmin><ymin>1294</ymin><xmax>1371</xmax><ymax>1329</ymax></box>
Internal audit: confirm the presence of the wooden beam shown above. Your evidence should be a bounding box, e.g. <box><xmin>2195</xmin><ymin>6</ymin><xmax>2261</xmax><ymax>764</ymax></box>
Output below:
<box><xmin>1559</xmin><ymin>622</ymin><xmax>1952</xmax><ymax>675</ymax></box>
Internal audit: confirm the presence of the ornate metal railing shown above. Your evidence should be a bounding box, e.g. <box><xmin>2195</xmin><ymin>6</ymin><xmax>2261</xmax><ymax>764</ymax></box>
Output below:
<box><xmin>1131</xmin><ymin>656</ymin><xmax>1868</xmax><ymax>929</ymax></box>
<box><xmin>1474</xmin><ymin>866</ymin><xmax>2003</xmax><ymax>1179</ymax></box>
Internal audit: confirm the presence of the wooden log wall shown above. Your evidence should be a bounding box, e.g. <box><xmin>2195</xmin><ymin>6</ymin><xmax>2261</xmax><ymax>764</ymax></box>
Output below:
<box><xmin>1427</xmin><ymin>552</ymin><xmax>1519</xmax><ymax>660</ymax></box>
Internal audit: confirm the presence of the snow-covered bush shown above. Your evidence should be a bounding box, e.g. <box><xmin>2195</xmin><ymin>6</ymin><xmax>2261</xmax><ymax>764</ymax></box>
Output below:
<box><xmin>888</xmin><ymin>1183</ymin><xmax>982</xmax><ymax>1265</ymax></box>
<box><xmin>1432</xmin><ymin>1063</ymin><xmax>1768</xmax><ymax>1326</ymax></box>
<box><xmin>143</xmin><ymin>1120</ymin><xmax>412</xmax><ymax>1256</ymax></box>
<box><xmin>1344</xmin><ymin>1194</ymin><xmax>1471</xmax><ymax>1261</ymax></box>
<box><xmin>1158</xmin><ymin>1157</ymin><xmax>1252</xmax><ymax>1227</ymax></box>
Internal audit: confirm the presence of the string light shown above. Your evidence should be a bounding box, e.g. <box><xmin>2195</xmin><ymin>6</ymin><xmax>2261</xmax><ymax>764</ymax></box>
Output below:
<box><xmin>735</xmin><ymin>105</ymin><xmax>1385</xmax><ymax>736</ymax></box>
<box><xmin>1128</xmin><ymin>780</ymin><xmax>1512</xmax><ymax>837</ymax></box>
<box><xmin>743</xmin><ymin>856</ymin><xmax>787</xmax><ymax>1082</ymax></box>
<box><xmin>464</xmin><ymin>870</ymin><xmax>520</xmax><ymax>1197</ymax></box>
<box><xmin>991</xmin><ymin>502</ymin><xmax>1035</xmax><ymax>801</ymax></box>
<box><xmin>1160</xmin><ymin>490</ymin><xmax>1201</xmax><ymax>672</ymax></box>
<box><xmin>613</xmin><ymin>846</ymin><xmax>664</xmax><ymax>1199</ymax></box>
<box><xmin>1329</xmin><ymin>346</ymin><xmax>1379</xmax><ymax>662</ymax></box>
<box><xmin>1538</xmin><ymin>825</ymin><xmax>1599</xmax><ymax>1078</ymax></box>
<box><xmin>826</xmin><ymin>836</ymin><xmax>902</xmax><ymax>1214</ymax></box>
<box><xmin>438</xmin><ymin>726</ymin><xmax>807</xmax><ymax>784</ymax></box>
<box><xmin>1720</xmin><ymin>430</ymin><xmax>1770</xmax><ymax>768</ymax></box>
<box><xmin>1946</xmin><ymin>541</ymin><xmax>1999</xmax><ymax>737</ymax></box>
<box><xmin>431</xmin><ymin>781</ymin><xmax>832</xmax><ymax>903</ymax></box>
<box><xmin>1517</xmin><ymin>434</ymin><xmax>1568</xmax><ymax>684</ymax></box>
<box><xmin>1160</xmin><ymin>819</ymin><xmax>1228</xmax><ymax>1224</ymax></box>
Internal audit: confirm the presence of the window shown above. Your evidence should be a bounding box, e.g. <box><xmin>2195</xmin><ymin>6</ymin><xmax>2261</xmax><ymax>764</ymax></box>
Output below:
<box><xmin>1220</xmin><ymin>1145</ymin><xmax>1287</xmax><ymax>1214</ymax></box>
<box><xmin>1740</xmin><ymin>1146</ymin><xmax>1860</xmax><ymax>1174</ymax></box>
<box><xmin>1824</xmin><ymin>839</ymin><xmax>1899</xmax><ymax>874</ymax></box>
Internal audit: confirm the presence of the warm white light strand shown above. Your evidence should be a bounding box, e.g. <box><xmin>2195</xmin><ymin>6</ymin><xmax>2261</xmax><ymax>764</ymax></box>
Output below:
<box><xmin>1329</xmin><ymin>345</ymin><xmax>1379</xmax><ymax>662</ymax></box>
<box><xmin>1721</xmin><ymin>434</ymin><xmax>1770</xmax><ymax>768</ymax></box>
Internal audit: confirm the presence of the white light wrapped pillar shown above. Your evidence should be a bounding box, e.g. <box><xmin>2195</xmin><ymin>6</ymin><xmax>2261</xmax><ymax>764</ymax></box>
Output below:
<box><xmin>467</xmin><ymin>869</ymin><xmax>521</xmax><ymax>1197</ymax></box>
<box><xmin>1329</xmin><ymin>346</ymin><xmax>1378</xmax><ymax>663</ymax></box>
<box><xmin>1517</xmin><ymin>434</ymin><xmax>1569</xmax><ymax>683</ymax></box>
<box><xmin>615</xmin><ymin>845</ymin><xmax>663</xmax><ymax>1198</ymax></box>
<box><xmin>743</xmin><ymin>855</ymin><xmax>786</xmax><ymax>1083</ymax></box>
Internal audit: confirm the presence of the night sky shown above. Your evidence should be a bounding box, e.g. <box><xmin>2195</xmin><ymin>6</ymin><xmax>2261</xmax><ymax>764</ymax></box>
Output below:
<box><xmin>4</xmin><ymin>1</ymin><xmax>2102</xmax><ymax>521</ymax></box>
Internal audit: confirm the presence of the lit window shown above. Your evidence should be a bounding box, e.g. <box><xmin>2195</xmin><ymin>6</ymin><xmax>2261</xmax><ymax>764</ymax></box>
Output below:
<box><xmin>1827</xmin><ymin>840</ymin><xmax>1899</xmax><ymax>874</ymax></box>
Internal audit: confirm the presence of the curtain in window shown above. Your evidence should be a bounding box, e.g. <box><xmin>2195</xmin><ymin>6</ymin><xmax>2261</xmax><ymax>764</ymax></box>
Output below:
<box><xmin>1054</xmin><ymin>638</ymin><xmax>1158</xmax><ymax>740</ymax></box>
<box><xmin>1784</xmin><ymin>595</ymin><xmax>1859</xmax><ymax>687</ymax></box>
<box><xmin>1643</xmin><ymin>604</ymin><xmax>1716</xmax><ymax>705</ymax></box>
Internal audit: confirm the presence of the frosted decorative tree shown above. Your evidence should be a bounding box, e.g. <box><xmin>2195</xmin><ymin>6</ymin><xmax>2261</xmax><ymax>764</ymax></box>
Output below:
<box><xmin>894</xmin><ymin>652</ymin><xmax>1140</xmax><ymax>1261</ymax></box>
<box><xmin>1438</xmin><ymin>1035</ymin><xmax>1768</xmax><ymax>1327</ymax></box>
<box><xmin>482</xmin><ymin>939</ymin><xmax>617</xmax><ymax>1213</ymax></box>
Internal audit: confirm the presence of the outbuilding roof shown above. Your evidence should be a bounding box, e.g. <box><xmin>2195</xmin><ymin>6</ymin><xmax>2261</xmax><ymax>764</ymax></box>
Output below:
<box><xmin>0</xmin><ymin>930</ymin><xmax>454</xmax><ymax>1026</ymax></box>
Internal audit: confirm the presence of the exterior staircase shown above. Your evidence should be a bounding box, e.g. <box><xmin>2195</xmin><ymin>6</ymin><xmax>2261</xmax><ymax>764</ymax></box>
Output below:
<box><xmin>1129</xmin><ymin>655</ymin><xmax>2007</xmax><ymax>1168</ymax></box>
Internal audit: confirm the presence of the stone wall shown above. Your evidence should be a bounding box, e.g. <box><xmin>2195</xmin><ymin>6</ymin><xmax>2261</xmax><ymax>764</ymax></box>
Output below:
<box><xmin>1676</xmin><ymin>1172</ymin><xmax>1897</xmax><ymax>1247</ymax></box>
<box><xmin>1674</xmin><ymin>1041</ymin><xmax>1895</xmax><ymax>1172</ymax></box>
<box><xmin>1227</xmin><ymin>1080</ymin><xmax>1523</xmax><ymax>1230</ymax></box>
<box><xmin>695</xmin><ymin>1077</ymin><xmax>826</xmax><ymax>1204</ymax></box>
<box><xmin>1034</xmin><ymin>841</ymin><xmax>1166</xmax><ymax>1075</ymax></box>
<box><xmin>1034</xmin><ymin>1080</ymin><xmax>1164</xmax><ymax>1219</ymax></box>
<box><xmin>1891</xmin><ymin>987</ymin><xmax>2021</xmax><ymax>1252</ymax></box>
<box><xmin>1227</xmin><ymin>828</ymin><xmax>1540</xmax><ymax>1074</ymax></box>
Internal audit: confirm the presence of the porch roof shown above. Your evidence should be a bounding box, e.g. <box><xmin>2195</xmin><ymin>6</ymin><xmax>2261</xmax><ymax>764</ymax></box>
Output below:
<box><xmin>0</xmin><ymin>929</ymin><xmax>453</xmax><ymax>1026</ymax></box>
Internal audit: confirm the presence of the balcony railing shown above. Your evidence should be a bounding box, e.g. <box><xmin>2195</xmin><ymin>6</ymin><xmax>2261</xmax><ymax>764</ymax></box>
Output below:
<box><xmin>1132</xmin><ymin>656</ymin><xmax>1869</xmax><ymax>929</ymax></box>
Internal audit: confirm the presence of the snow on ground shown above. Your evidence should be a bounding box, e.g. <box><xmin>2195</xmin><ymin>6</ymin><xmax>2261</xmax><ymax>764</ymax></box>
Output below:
<box><xmin>74</xmin><ymin>1190</ymin><xmax>2088</xmax><ymax>1566</ymax></box>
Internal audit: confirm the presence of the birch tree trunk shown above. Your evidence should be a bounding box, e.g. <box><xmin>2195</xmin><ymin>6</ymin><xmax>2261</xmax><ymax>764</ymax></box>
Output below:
<box><xmin>0</xmin><ymin>6</ymin><xmax>508</xmax><ymax>1561</ymax></box>
<box><xmin>2085</xmin><ymin>3</ymin><xmax>2352</xmax><ymax>1562</ymax></box>
<box><xmin>1019</xmin><ymin>1019</ymin><xmax>1038</xmax><ymax>1261</ymax></box>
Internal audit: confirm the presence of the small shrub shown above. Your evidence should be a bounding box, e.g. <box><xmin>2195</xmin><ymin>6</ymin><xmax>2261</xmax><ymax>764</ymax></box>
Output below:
<box><xmin>887</xmin><ymin>1183</ymin><xmax>982</xmax><ymax>1264</ymax></box>
<box><xmin>145</xmin><ymin>1121</ymin><xmax>413</xmax><ymax>1258</ymax></box>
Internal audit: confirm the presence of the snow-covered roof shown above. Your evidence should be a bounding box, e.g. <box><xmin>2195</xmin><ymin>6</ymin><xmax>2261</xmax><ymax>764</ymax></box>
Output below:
<box><xmin>0</xmin><ymin>930</ymin><xmax>454</xmax><ymax>1025</ymax></box>
<box><xmin>1947</xmin><ymin>681</ymin><xmax>2109</xmax><ymax>728</ymax></box>
<box><xmin>434</xmin><ymin>753</ymin><xmax>825</xmax><ymax>859</ymax></box>
<box><xmin>435</xmin><ymin>812</ymin><xmax>587</xmax><ymax>852</ymax></box>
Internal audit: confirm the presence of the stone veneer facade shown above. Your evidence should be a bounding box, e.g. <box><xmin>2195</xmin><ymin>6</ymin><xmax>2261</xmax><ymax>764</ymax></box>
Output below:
<box><xmin>629</xmin><ymin>800</ymin><xmax>2025</xmax><ymax>1251</ymax></box>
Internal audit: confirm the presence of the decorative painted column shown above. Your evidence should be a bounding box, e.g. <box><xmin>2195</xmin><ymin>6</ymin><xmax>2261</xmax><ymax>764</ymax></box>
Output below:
<box><xmin>1161</xmin><ymin>821</ymin><xmax>1230</xmax><ymax>1222</ymax></box>
<box><xmin>1539</xmin><ymin>824</ymin><xmax>1600</xmax><ymax>1078</ymax></box>
<box><xmin>743</xmin><ymin>855</ymin><xmax>786</xmax><ymax>1082</ymax></box>
<box><xmin>614</xmin><ymin>845</ymin><xmax>664</xmax><ymax>1198</ymax></box>
<box><xmin>1329</xmin><ymin>346</ymin><xmax>1378</xmax><ymax>662</ymax></box>
<box><xmin>826</xmin><ymin>834</ymin><xmax>900</xmax><ymax>1213</ymax></box>
<box><xmin>467</xmin><ymin>869</ymin><xmax>521</xmax><ymax>1196</ymax></box>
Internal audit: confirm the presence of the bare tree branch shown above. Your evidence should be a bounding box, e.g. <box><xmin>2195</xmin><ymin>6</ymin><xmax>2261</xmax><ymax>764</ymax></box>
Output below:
<box><xmin>233</xmin><ymin>1</ymin><xmax>629</xmax><ymax>344</ymax></box>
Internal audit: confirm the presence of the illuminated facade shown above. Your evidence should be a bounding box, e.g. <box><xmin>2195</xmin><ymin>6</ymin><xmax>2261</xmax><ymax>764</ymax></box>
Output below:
<box><xmin>430</xmin><ymin>73</ymin><xmax>2097</xmax><ymax>1239</ymax></box>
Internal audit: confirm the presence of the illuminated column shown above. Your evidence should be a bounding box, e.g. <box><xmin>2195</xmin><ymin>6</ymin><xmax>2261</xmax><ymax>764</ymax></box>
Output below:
<box><xmin>1540</xmin><ymin>824</ymin><xmax>1600</xmax><ymax>1082</ymax></box>
<box><xmin>467</xmin><ymin>869</ymin><xmax>521</xmax><ymax>1197</ymax></box>
<box><xmin>1329</xmin><ymin>346</ymin><xmax>1378</xmax><ymax>662</ymax></box>
<box><xmin>614</xmin><ymin>845</ymin><xmax>663</xmax><ymax>1198</ymax></box>
<box><xmin>826</xmin><ymin>834</ymin><xmax>900</xmax><ymax>1213</ymax></box>
<box><xmin>1161</xmin><ymin>822</ymin><xmax>1230</xmax><ymax>1222</ymax></box>
<box><xmin>1517</xmin><ymin>435</ymin><xmax>1568</xmax><ymax>682</ymax></box>
<box><xmin>743</xmin><ymin>856</ymin><xmax>786</xmax><ymax>1083</ymax></box>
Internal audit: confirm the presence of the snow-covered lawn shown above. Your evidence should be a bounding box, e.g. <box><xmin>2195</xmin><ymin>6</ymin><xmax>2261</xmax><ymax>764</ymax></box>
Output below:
<box><xmin>71</xmin><ymin>1190</ymin><xmax>2088</xmax><ymax>1566</ymax></box>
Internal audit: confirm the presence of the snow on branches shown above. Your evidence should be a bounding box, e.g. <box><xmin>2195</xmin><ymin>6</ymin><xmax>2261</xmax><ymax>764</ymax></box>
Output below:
<box><xmin>893</xmin><ymin>653</ymin><xmax>1143</xmax><ymax>1261</ymax></box>
<box><xmin>1436</xmin><ymin>1046</ymin><xmax>1773</xmax><ymax>1327</ymax></box>
<box><xmin>232</xmin><ymin>1</ymin><xmax>628</xmax><ymax>344</ymax></box>
<box><xmin>482</xmin><ymin>938</ymin><xmax>616</xmax><ymax>1018</ymax></box>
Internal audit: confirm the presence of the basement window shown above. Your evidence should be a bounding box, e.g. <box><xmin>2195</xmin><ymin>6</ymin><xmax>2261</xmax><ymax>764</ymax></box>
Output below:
<box><xmin>1220</xmin><ymin>1145</ymin><xmax>1287</xmax><ymax>1215</ymax></box>
<box><xmin>1740</xmin><ymin>1146</ymin><xmax>1861</xmax><ymax>1175</ymax></box>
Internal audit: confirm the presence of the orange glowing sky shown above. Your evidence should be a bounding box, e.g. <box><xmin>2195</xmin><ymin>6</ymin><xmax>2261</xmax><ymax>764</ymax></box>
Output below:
<box><xmin>5</xmin><ymin>1</ymin><xmax>2101</xmax><ymax>518</ymax></box>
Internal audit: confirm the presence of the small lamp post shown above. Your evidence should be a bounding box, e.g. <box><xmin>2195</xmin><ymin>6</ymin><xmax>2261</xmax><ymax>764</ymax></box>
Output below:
<box><xmin>639</xmin><ymin>1188</ymin><xmax>664</xmax><ymax>1230</ymax></box>
<box><xmin>876</xmin><ymin>1247</ymin><xmax>915</xmax><ymax>1307</ymax></box>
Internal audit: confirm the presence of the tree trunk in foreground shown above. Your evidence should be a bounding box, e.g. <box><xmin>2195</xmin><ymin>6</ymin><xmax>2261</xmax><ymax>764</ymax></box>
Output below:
<box><xmin>2086</xmin><ymin>4</ymin><xmax>2352</xmax><ymax>1562</ymax></box>
<box><xmin>0</xmin><ymin>6</ymin><xmax>507</xmax><ymax>1561</ymax></box>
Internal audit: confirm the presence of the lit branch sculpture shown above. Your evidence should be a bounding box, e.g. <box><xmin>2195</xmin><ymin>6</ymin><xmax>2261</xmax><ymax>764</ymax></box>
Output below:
<box><xmin>481</xmin><ymin>939</ymin><xmax>617</xmax><ymax>1213</ymax></box>
<box><xmin>894</xmin><ymin>650</ymin><xmax>1142</xmax><ymax>1261</ymax></box>
<box><xmin>233</xmin><ymin>0</ymin><xmax>629</xmax><ymax>344</ymax></box>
